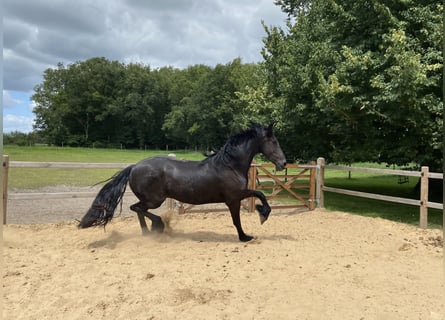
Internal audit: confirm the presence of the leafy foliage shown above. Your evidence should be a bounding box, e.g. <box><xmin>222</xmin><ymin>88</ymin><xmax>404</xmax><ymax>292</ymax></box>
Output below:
<box><xmin>32</xmin><ymin>58</ymin><xmax>269</xmax><ymax>150</ymax></box>
<box><xmin>264</xmin><ymin>0</ymin><xmax>443</xmax><ymax>169</ymax></box>
<box><xmin>29</xmin><ymin>1</ymin><xmax>442</xmax><ymax>172</ymax></box>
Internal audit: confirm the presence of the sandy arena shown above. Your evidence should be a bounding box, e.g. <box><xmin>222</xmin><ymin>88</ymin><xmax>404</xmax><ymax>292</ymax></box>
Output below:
<box><xmin>3</xmin><ymin>188</ymin><xmax>444</xmax><ymax>319</ymax></box>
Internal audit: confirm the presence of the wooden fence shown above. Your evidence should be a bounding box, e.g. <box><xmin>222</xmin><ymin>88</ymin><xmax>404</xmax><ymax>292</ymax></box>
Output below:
<box><xmin>2</xmin><ymin>155</ymin><xmax>316</xmax><ymax>224</ymax></box>
<box><xmin>248</xmin><ymin>163</ymin><xmax>316</xmax><ymax>211</ymax></box>
<box><xmin>3</xmin><ymin>155</ymin><xmax>442</xmax><ymax>228</ymax></box>
<box><xmin>316</xmin><ymin>157</ymin><xmax>443</xmax><ymax>228</ymax></box>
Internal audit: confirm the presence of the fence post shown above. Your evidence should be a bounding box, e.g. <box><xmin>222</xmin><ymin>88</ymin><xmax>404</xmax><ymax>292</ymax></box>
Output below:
<box><xmin>309</xmin><ymin>161</ymin><xmax>316</xmax><ymax>210</ymax></box>
<box><xmin>316</xmin><ymin>157</ymin><xmax>325</xmax><ymax>209</ymax></box>
<box><xmin>3</xmin><ymin>155</ymin><xmax>9</xmax><ymax>225</ymax></box>
<box><xmin>420</xmin><ymin>166</ymin><xmax>429</xmax><ymax>228</ymax></box>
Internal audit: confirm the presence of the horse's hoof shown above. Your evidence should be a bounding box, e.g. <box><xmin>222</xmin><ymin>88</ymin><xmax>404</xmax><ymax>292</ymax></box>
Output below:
<box><xmin>256</xmin><ymin>204</ymin><xmax>271</xmax><ymax>215</ymax></box>
<box><xmin>259</xmin><ymin>214</ymin><xmax>267</xmax><ymax>225</ymax></box>
<box><xmin>151</xmin><ymin>225</ymin><xmax>165</xmax><ymax>233</ymax></box>
<box><xmin>256</xmin><ymin>205</ymin><xmax>271</xmax><ymax>223</ymax></box>
<box><xmin>239</xmin><ymin>234</ymin><xmax>254</xmax><ymax>242</ymax></box>
<box><xmin>151</xmin><ymin>220</ymin><xmax>165</xmax><ymax>233</ymax></box>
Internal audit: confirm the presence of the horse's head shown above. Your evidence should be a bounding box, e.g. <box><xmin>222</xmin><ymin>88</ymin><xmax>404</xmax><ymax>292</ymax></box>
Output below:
<box><xmin>255</xmin><ymin>123</ymin><xmax>287</xmax><ymax>171</ymax></box>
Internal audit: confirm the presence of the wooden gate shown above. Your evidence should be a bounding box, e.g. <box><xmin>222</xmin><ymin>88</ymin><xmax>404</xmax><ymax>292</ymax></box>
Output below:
<box><xmin>246</xmin><ymin>162</ymin><xmax>316</xmax><ymax>212</ymax></box>
<box><xmin>176</xmin><ymin>162</ymin><xmax>317</xmax><ymax>214</ymax></box>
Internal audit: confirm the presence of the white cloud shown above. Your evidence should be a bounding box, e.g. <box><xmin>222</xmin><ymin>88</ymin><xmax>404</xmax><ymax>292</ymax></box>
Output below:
<box><xmin>3</xmin><ymin>0</ymin><xmax>287</xmax><ymax>91</ymax></box>
<box><xmin>3</xmin><ymin>114</ymin><xmax>35</xmax><ymax>133</ymax></box>
<box><xmin>29</xmin><ymin>100</ymin><xmax>37</xmax><ymax>112</ymax></box>
<box><xmin>3</xmin><ymin>90</ymin><xmax>23</xmax><ymax>108</ymax></box>
<box><xmin>2</xmin><ymin>0</ymin><xmax>287</xmax><ymax>133</ymax></box>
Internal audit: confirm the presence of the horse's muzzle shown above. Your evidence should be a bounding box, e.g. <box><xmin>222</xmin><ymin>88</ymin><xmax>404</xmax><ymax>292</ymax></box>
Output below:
<box><xmin>275</xmin><ymin>160</ymin><xmax>286</xmax><ymax>171</ymax></box>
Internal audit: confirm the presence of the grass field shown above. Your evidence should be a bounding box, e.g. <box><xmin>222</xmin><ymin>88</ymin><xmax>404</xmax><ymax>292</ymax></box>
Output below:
<box><xmin>324</xmin><ymin>172</ymin><xmax>442</xmax><ymax>228</ymax></box>
<box><xmin>3</xmin><ymin>145</ymin><xmax>443</xmax><ymax>228</ymax></box>
<box><xmin>4</xmin><ymin>145</ymin><xmax>204</xmax><ymax>163</ymax></box>
<box><xmin>4</xmin><ymin>145</ymin><xmax>205</xmax><ymax>188</ymax></box>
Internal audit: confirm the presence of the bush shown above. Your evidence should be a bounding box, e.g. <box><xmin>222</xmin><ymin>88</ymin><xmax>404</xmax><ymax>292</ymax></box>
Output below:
<box><xmin>3</xmin><ymin>131</ymin><xmax>37</xmax><ymax>146</ymax></box>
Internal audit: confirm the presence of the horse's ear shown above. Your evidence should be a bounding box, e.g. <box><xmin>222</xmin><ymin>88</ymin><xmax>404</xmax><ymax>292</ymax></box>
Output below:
<box><xmin>250</xmin><ymin>122</ymin><xmax>263</xmax><ymax>135</ymax></box>
<box><xmin>250</xmin><ymin>121</ymin><xmax>260</xmax><ymax>129</ymax></box>
<box><xmin>266</xmin><ymin>123</ymin><xmax>274</xmax><ymax>136</ymax></box>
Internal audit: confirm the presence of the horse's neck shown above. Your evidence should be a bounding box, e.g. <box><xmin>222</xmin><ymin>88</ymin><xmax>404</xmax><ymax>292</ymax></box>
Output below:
<box><xmin>222</xmin><ymin>139</ymin><xmax>259</xmax><ymax>175</ymax></box>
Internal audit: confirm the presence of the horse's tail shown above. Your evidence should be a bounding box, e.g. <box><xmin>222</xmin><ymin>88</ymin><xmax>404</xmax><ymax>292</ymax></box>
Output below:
<box><xmin>78</xmin><ymin>165</ymin><xmax>135</xmax><ymax>229</ymax></box>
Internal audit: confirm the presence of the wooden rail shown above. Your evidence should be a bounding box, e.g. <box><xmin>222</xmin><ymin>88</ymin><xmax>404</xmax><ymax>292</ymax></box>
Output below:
<box><xmin>249</xmin><ymin>163</ymin><xmax>316</xmax><ymax>211</ymax></box>
<box><xmin>316</xmin><ymin>157</ymin><xmax>443</xmax><ymax>228</ymax></box>
<box><xmin>9</xmin><ymin>161</ymin><xmax>131</xmax><ymax>168</ymax></box>
<box><xmin>3</xmin><ymin>155</ymin><xmax>442</xmax><ymax>228</ymax></box>
<box><xmin>2</xmin><ymin>156</ymin><xmax>317</xmax><ymax>223</ymax></box>
<box><xmin>2</xmin><ymin>157</ymin><xmax>133</xmax><ymax>224</ymax></box>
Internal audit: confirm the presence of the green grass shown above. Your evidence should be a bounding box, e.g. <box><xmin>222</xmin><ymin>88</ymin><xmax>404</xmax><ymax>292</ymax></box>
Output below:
<box><xmin>3</xmin><ymin>146</ymin><xmax>443</xmax><ymax>229</ymax></box>
<box><xmin>4</xmin><ymin>145</ymin><xmax>205</xmax><ymax>189</ymax></box>
<box><xmin>4</xmin><ymin>145</ymin><xmax>204</xmax><ymax>162</ymax></box>
<box><xmin>258</xmin><ymin>164</ymin><xmax>442</xmax><ymax>229</ymax></box>
<box><xmin>323</xmin><ymin>168</ymin><xmax>442</xmax><ymax>228</ymax></box>
<box><xmin>324</xmin><ymin>192</ymin><xmax>442</xmax><ymax>228</ymax></box>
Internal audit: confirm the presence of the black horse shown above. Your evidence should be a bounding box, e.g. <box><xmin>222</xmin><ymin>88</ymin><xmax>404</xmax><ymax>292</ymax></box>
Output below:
<box><xmin>78</xmin><ymin>123</ymin><xmax>286</xmax><ymax>242</ymax></box>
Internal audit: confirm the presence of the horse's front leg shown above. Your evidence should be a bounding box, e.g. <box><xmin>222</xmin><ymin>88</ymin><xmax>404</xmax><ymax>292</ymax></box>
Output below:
<box><xmin>227</xmin><ymin>201</ymin><xmax>254</xmax><ymax>242</ymax></box>
<box><xmin>242</xmin><ymin>190</ymin><xmax>271</xmax><ymax>224</ymax></box>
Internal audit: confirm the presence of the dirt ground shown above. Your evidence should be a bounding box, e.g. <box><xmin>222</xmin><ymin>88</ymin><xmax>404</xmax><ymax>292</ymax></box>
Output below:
<box><xmin>3</xmin><ymin>188</ymin><xmax>444</xmax><ymax>320</ymax></box>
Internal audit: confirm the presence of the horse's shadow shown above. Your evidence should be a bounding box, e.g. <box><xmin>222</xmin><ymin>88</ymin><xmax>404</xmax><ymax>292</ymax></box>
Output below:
<box><xmin>170</xmin><ymin>230</ymin><xmax>298</xmax><ymax>242</ymax></box>
<box><xmin>86</xmin><ymin>229</ymin><xmax>297</xmax><ymax>249</ymax></box>
<box><xmin>87</xmin><ymin>230</ymin><xmax>139</xmax><ymax>249</ymax></box>
<box><xmin>166</xmin><ymin>230</ymin><xmax>240</xmax><ymax>243</ymax></box>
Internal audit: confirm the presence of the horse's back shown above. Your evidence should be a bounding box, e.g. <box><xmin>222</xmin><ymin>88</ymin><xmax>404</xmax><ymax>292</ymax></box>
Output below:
<box><xmin>129</xmin><ymin>155</ymin><xmax>204</xmax><ymax>191</ymax></box>
<box><xmin>129</xmin><ymin>156</ymin><xmax>228</xmax><ymax>204</ymax></box>
<box><xmin>130</xmin><ymin>156</ymin><xmax>187</xmax><ymax>184</ymax></box>
<box><xmin>134</xmin><ymin>156</ymin><xmax>202</xmax><ymax>173</ymax></box>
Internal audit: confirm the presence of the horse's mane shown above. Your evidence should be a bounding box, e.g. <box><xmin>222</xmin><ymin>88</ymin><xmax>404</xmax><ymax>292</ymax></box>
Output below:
<box><xmin>227</xmin><ymin>128</ymin><xmax>258</xmax><ymax>147</ymax></box>
<box><xmin>202</xmin><ymin>126</ymin><xmax>260</xmax><ymax>165</ymax></box>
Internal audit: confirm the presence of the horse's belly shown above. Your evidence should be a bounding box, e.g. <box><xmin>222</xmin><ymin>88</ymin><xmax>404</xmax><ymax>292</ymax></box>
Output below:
<box><xmin>168</xmin><ymin>184</ymin><xmax>224</xmax><ymax>204</ymax></box>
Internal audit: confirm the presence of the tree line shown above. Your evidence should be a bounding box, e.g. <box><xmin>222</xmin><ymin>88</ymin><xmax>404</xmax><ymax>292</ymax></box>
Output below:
<box><xmin>28</xmin><ymin>0</ymin><xmax>442</xmax><ymax>171</ymax></box>
<box><xmin>31</xmin><ymin>57</ymin><xmax>264</xmax><ymax>150</ymax></box>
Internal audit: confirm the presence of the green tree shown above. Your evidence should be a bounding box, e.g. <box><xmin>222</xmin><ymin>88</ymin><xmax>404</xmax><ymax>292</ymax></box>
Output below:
<box><xmin>33</xmin><ymin>58</ymin><xmax>125</xmax><ymax>146</ymax></box>
<box><xmin>263</xmin><ymin>0</ymin><xmax>443</xmax><ymax>168</ymax></box>
<box><xmin>163</xmin><ymin>58</ymin><xmax>270</xmax><ymax>149</ymax></box>
<box><xmin>63</xmin><ymin>57</ymin><xmax>124</xmax><ymax>145</ymax></box>
<box><xmin>117</xmin><ymin>63</ymin><xmax>156</xmax><ymax>148</ymax></box>
<box><xmin>162</xmin><ymin>64</ymin><xmax>213</xmax><ymax>147</ymax></box>
<box><xmin>33</xmin><ymin>62</ymin><xmax>70</xmax><ymax>145</ymax></box>
<box><xmin>3</xmin><ymin>131</ymin><xmax>39</xmax><ymax>146</ymax></box>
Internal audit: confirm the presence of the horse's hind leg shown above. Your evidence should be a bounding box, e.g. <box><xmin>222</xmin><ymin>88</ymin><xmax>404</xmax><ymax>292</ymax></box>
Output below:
<box><xmin>130</xmin><ymin>202</ymin><xmax>165</xmax><ymax>234</ymax></box>
<box><xmin>130</xmin><ymin>203</ymin><xmax>150</xmax><ymax>235</ymax></box>
<box><xmin>145</xmin><ymin>210</ymin><xmax>165</xmax><ymax>233</ymax></box>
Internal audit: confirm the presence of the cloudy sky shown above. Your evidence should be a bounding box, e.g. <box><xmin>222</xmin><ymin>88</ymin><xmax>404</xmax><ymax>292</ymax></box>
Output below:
<box><xmin>3</xmin><ymin>0</ymin><xmax>287</xmax><ymax>133</ymax></box>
